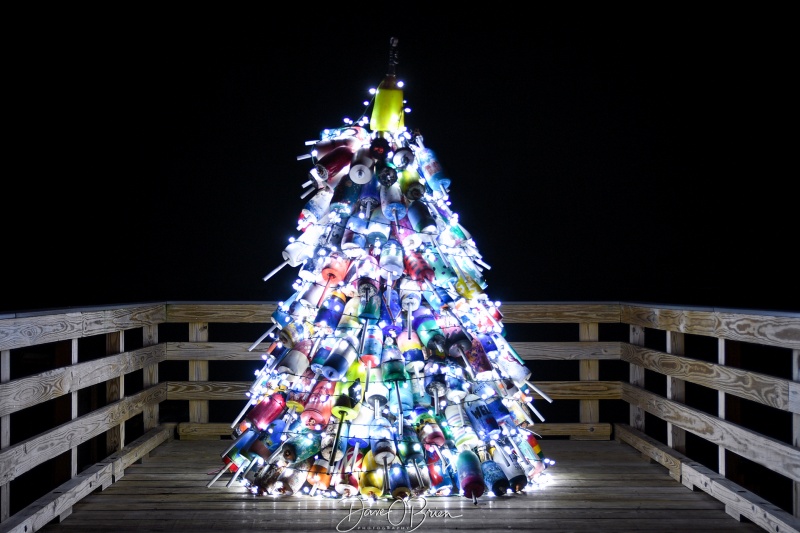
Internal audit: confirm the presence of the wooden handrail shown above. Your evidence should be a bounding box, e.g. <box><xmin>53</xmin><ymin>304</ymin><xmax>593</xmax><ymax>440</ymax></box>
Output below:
<box><xmin>0</xmin><ymin>301</ymin><xmax>798</xmax><ymax>532</ymax></box>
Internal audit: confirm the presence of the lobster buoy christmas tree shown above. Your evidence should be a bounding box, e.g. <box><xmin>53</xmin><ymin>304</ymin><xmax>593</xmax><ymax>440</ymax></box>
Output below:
<box><xmin>208</xmin><ymin>38</ymin><xmax>554</xmax><ymax>502</ymax></box>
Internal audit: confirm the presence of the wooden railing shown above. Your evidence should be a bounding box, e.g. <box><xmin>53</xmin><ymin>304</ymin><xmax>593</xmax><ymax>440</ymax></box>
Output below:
<box><xmin>0</xmin><ymin>302</ymin><xmax>798</xmax><ymax>533</ymax></box>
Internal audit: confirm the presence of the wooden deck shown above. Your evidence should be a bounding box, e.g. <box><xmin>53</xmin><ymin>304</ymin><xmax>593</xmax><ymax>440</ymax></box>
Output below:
<box><xmin>35</xmin><ymin>438</ymin><xmax>764</xmax><ymax>533</ymax></box>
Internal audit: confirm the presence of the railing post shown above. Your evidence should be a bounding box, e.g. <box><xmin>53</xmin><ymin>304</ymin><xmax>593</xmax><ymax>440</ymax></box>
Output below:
<box><xmin>629</xmin><ymin>324</ymin><xmax>645</xmax><ymax>431</ymax></box>
<box><xmin>188</xmin><ymin>322</ymin><xmax>209</xmax><ymax>433</ymax></box>
<box><xmin>717</xmin><ymin>337</ymin><xmax>746</xmax><ymax>521</ymax></box>
<box><xmin>666</xmin><ymin>331</ymin><xmax>686</xmax><ymax>453</ymax></box>
<box><xmin>717</xmin><ymin>338</ymin><xmax>727</xmax><ymax>477</ymax></box>
<box><xmin>1</xmin><ymin>348</ymin><xmax>8</xmax><ymax>522</ymax></box>
<box><xmin>106</xmin><ymin>332</ymin><xmax>124</xmax><ymax>454</ymax></box>
<box><xmin>142</xmin><ymin>324</ymin><xmax>159</xmax><ymax>431</ymax></box>
<box><xmin>57</xmin><ymin>339</ymin><xmax>79</xmax><ymax>522</ymax></box>
<box><xmin>792</xmin><ymin>348</ymin><xmax>799</xmax><ymax>519</ymax></box>
<box><xmin>578</xmin><ymin>322</ymin><xmax>600</xmax><ymax>438</ymax></box>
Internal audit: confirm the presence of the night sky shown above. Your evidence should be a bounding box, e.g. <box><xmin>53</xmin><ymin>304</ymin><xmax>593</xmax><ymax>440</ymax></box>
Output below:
<box><xmin>5</xmin><ymin>10</ymin><xmax>795</xmax><ymax>315</ymax></box>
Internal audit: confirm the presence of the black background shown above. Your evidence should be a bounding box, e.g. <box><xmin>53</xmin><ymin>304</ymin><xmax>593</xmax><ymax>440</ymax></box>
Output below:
<box><xmin>4</xmin><ymin>8</ymin><xmax>796</xmax><ymax>315</ymax></box>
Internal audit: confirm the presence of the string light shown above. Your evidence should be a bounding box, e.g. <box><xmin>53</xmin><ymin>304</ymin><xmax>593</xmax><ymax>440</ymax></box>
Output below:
<box><xmin>208</xmin><ymin>37</ymin><xmax>553</xmax><ymax>502</ymax></box>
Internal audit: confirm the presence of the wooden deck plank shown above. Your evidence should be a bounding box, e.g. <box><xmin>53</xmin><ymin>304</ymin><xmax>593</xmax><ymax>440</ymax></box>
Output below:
<box><xmin>33</xmin><ymin>439</ymin><xmax>765</xmax><ymax>533</ymax></box>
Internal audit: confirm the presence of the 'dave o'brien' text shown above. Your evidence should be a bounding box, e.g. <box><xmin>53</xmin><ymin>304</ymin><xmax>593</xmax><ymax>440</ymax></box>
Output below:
<box><xmin>337</xmin><ymin>497</ymin><xmax>462</xmax><ymax>532</ymax></box>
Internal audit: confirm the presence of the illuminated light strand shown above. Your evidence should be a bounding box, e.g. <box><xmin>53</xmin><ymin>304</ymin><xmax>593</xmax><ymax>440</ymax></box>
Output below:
<box><xmin>214</xmin><ymin>38</ymin><xmax>552</xmax><ymax>501</ymax></box>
